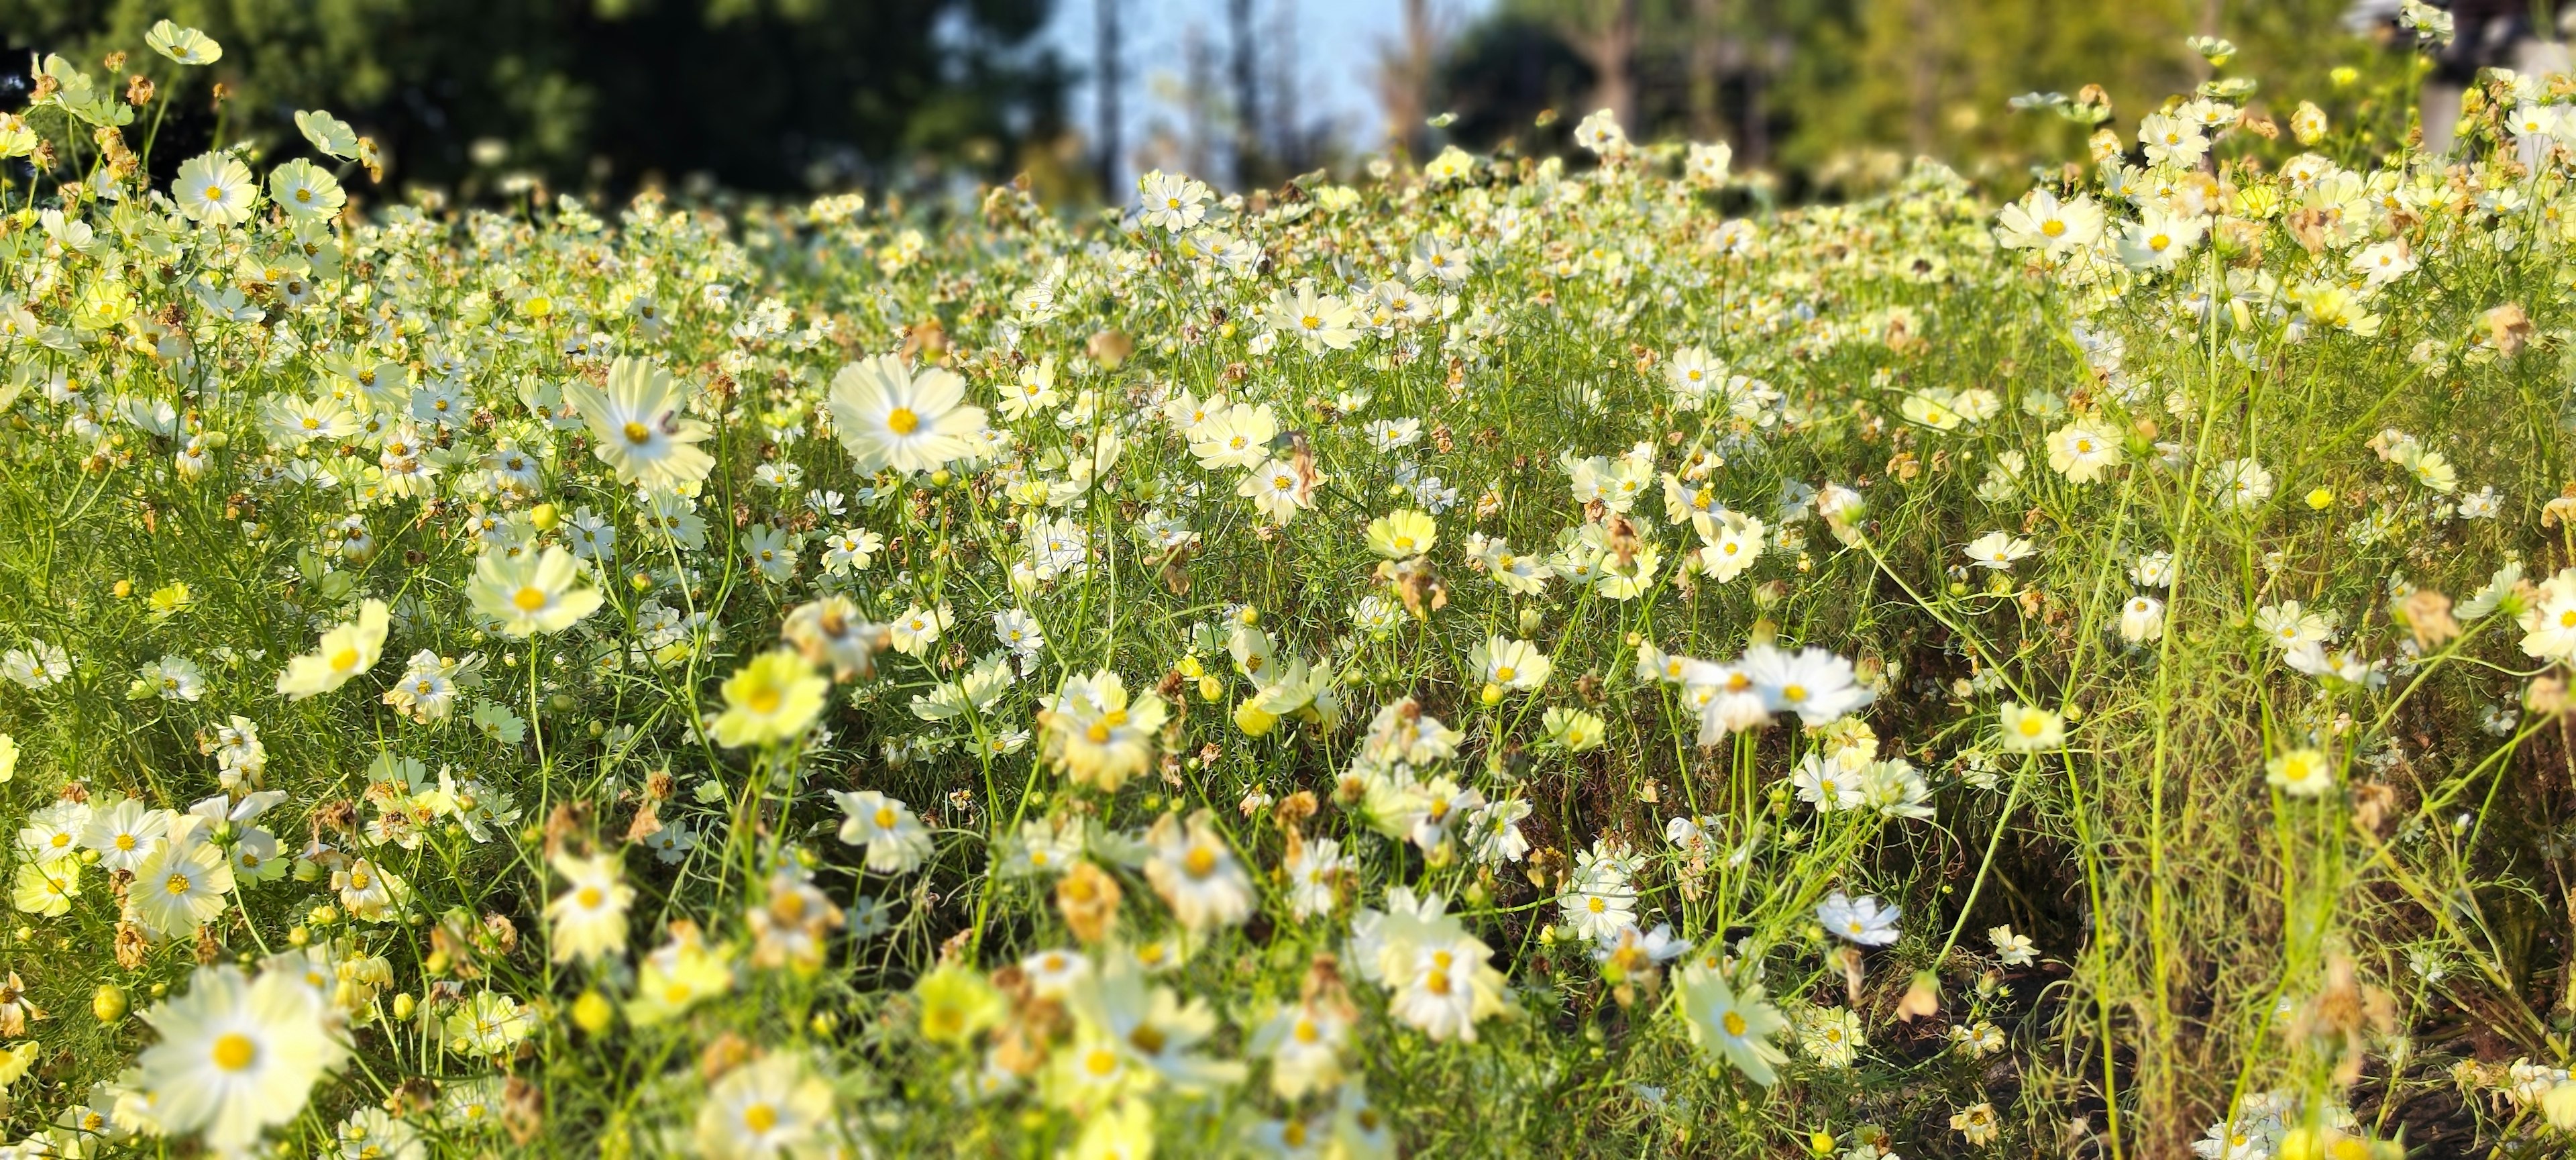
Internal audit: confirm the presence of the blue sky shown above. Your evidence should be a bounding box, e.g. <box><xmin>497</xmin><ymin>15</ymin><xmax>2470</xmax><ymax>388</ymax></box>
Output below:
<box><xmin>1042</xmin><ymin>0</ymin><xmax>1493</xmax><ymax>189</ymax></box>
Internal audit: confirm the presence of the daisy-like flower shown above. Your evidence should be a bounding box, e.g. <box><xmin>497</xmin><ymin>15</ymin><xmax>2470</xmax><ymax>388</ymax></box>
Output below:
<box><xmin>466</xmin><ymin>546</ymin><xmax>602</xmax><ymax>637</ymax></box>
<box><xmin>266</xmin><ymin>159</ymin><xmax>345</xmax><ymax>221</ymax></box>
<box><xmin>1468</xmin><ymin>635</ymin><xmax>1550</xmax><ymax>694</ymax></box>
<box><xmin>1</xmin><ymin>639</ymin><xmax>70</xmax><ymax>690</ymax></box>
<box><xmin>564</xmin><ymin>356</ymin><xmax>715</xmax><ymax>491</ymax></box>
<box><xmin>1964</xmin><ymin>531</ymin><xmax>2036</xmax><ymax>571</ymax></box>
<box><xmin>627</xmin><ymin>925</ymin><xmax>735</xmax><ymax>1026</ymax></box>
<box><xmin>826</xmin><ymin>354</ymin><xmax>985</xmax><ymax>476</ymax></box>
<box><xmin>137</xmin><ymin>965</ymin><xmax>345</xmax><ymax>1159</ymax></box>
<box><xmin>174</xmin><ymin>152</ymin><xmax>260</xmax><ymax>225</ymax></box>
<box><xmin>887</xmin><ymin>602</ymin><xmax>953</xmax><ymax>656</ymax></box>
<box><xmin>832</xmin><ymin>790</ymin><xmax>934</xmax><ymax>874</ymax></box>
<box><xmin>146</xmin><ymin>20</ymin><xmax>225</xmax><ymax>65</ymax></box>
<box><xmin>274</xmin><ymin>598</ymin><xmax>390</xmax><ymax>700</ymax></box>
<box><xmin>1990</xmin><ymin>925</ymin><xmax>2039</xmax><ymax>967</ymax></box>
<box><xmin>1952</xmin><ymin>1102</ymin><xmax>2002</xmax><ymax>1146</ymax></box>
<box><xmin>1267</xmin><ymin>282</ymin><xmax>1359</xmax><ymax>352</ymax></box>
<box><xmin>83</xmin><ymin>797</ymin><xmax>169</xmax><ymax>873</ymax></box>
<box><xmin>545</xmin><ymin>853</ymin><xmax>633</xmax><ymax>963</ymax></box>
<box><xmin>1994</xmin><ymin>188</ymin><xmax>2104</xmax><ymax>256</ymax></box>
<box><xmin>2265</xmin><ymin>747</ymin><xmax>2337</xmax><ymax>797</ymax></box>
<box><xmin>2045</xmin><ymin>421</ymin><xmax>2123</xmax><ymax>484</ymax></box>
<box><xmin>1998</xmin><ymin>702</ymin><xmax>2065</xmax><ymax>751</ymax></box>
<box><xmin>1797</xmin><ymin>1005</ymin><xmax>1866</xmax><ymax>1067</ymax></box>
<box><xmin>1041</xmin><ymin>670</ymin><xmax>1169</xmax><ymax>791</ymax></box>
<box><xmin>1674</xmin><ymin>965</ymin><xmax>1789</xmax><ymax>1085</ymax></box>
<box><xmin>1740</xmin><ymin>645</ymin><xmax>1874</xmax><ymax>726</ymax></box>
<box><xmin>1137</xmin><ymin>169</ymin><xmax>1211</xmax><ymax>231</ymax></box>
<box><xmin>693</xmin><ymin>1051</ymin><xmax>836</xmax><ymax>1160</ymax></box>
<box><xmin>1364</xmin><ymin>509</ymin><xmax>1438</xmax><ymax>560</ymax></box>
<box><xmin>710</xmin><ymin>649</ymin><xmax>828</xmax><ymax>749</ymax></box>
<box><xmin>1238</xmin><ymin>458</ymin><xmax>1320</xmax><ymax>524</ymax></box>
<box><xmin>131</xmin><ymin>830</ymin><xmax>234</xmax><ymax>938</ymax></box>
<box><xmin>1817</xmin><ymin>890</ymin><xmax>1900</xmax><ymax>946</ymax></box>
<box><xmin>2518</xmin><ymin>566</ymin><xmax>2576</xmax><ymax>662</ymax></box>
<box><xmin>1143</xmin><ymin>810</ymin><xmax>1254</xmax><ymax>931</ymax></box>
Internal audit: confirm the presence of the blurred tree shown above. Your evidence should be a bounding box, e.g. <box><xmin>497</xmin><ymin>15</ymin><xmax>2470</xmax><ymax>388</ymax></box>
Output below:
<box><xmin>1</xmin><ymin>0</ymin><xmax>1071</xmax><ymax>197</ymax></box>
<box><xmin>1438</xmin><ymin>0</ymin><xmax>2384</xmax><ymax>192</ymax></box>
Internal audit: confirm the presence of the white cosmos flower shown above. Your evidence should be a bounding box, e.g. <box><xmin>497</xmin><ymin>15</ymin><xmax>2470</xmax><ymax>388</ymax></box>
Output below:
<box><xmin>826</xmin><ymin>354</ymin><xmax>985</xmax><ymax>475</ymax></box>
<box><xmin>1964</xmin><ymin>531</ymin><xmax>2036</xmax><ymax>571</ymax></box>
<box><xmin>565</xmin><ymin>356</ymin><xmax>715</xmax><ymax>490</ymax></box>
<box><xmin>137</xmin><ymin>965</ymin><xmax>346</xmax><ymax>1159</ymax></box>
<box><xmin>273</xmin><ymin>598</ymin><xmax>389</xmax><ymax>701</ymax></box>
<box><xmin>266</xmin><ymin>159</ymin><xmax>345</xmax><ymax>220</ymax></box>
<box><xmin>174</xmin><ymin>153</ymin><xmax>260</xmax><ymax>225</ymax></box>
<box><xmin>1817</xmin><ymin>890</ymin><xmax>1901</xmax><ymax>946</ymax></box>
<box><xmin>466</xmin><ymin>547</ymin><xmax>602</xmax><ymax>637</ymax></box>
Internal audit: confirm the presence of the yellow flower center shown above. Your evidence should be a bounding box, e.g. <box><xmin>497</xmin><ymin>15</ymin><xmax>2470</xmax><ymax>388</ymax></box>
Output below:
<box><xmin>1722</xmin><ymin>1010</ymin><xmax>1748</xmax><ymax>1037</ymax></box>
<box><xmin>1128</xmin><ymin>1022</ymin><xmax>1167</xmax><ymax>1054</ymax></box>
<box><xmin>2040</xmin><ymin>219</ymin><xmax>2065</xmax><ymax>238</ymax></box>
<box><xmin>211</xmin><ymin>1032</ymin><xmax>258</xmax><ymax>1071</ymax></box>
<box><xmin>1085</xmin><ymin>1047</ymin><xmax>1119</xmax><ymax>1076</ymax></box>
<box><xmin>115</xmin><ymin>834</ymin><xmax>136</xmax><ymax>851</ymax></box>
<box><xmin>886</xmin><ymin>407</ymin><xmax>920</xmax><ymax>435</ymax></box>
<box><xmin>743</xmin><ymin>1104</ymin><xmax>778</xmax><ymax>1134</ymax></box>
<box><xmin>2019</xmin><ymin>715</ymin><xmax>2045</xmax><ymax>737</ymax></box>
<box><xmin>873</xmin><ymin>806</ymin><xmax>898</xmax><ymax>829</ymax></box>
<box><xmin>513</xmin><ymin>586</ymin><xmax>549</xmax><ymax>613</ymax></box>
<box><xmin>165</xmin><ymin>873</ymin><xmax>191</xmax><ymax>894</ymax></box>
<box><xmin>330</xmin><ymin>646</ymin><xmax>361</xmax><ymax>672</ymax></box>
<box><xmin>1183</xmin><ymin>845</ymin><xmax>1218</xmax><ymax>878</ymax></box>
<box><xmin>1495</xmin><ymin>666</ymin><xmax>1516</xmax><ymax>683</ymax></box>
<box><xmin>623</xmin><ymin>421</ymin><xmax>651</xmax><ymax>445</ymax></box>
<box><xmin>747</xmin><ymin>686</ymin><xmax>782</xmax><ymax>715</ymax></box>
<box><xmin>576</xmin><ymin>886</ymin><xmax>604</xmax><ymax>908</ymax></box>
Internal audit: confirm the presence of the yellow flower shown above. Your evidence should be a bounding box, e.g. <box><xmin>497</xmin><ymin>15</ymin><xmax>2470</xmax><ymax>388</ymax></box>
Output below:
<box><xmin>710</xmin><ymin>649</ymin><xmax>828</xmax><ymax>749</ymax></box>
<box><xmin>274</xmin><ymin>598</ymin><xmax>390</xmax><ymax>700</ymax></box>
<box><xmin>1364</xmin><ymin>509</ymin><xmax>1438</xmax><ymax>560</ymax></box>
<box><xmin>914</xmin><ymin>964</ymin><xmax>1004</xmax><ymax>1046</ymax></box>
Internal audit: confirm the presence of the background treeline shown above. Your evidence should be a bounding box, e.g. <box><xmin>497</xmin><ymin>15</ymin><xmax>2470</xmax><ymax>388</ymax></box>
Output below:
<box><xmin>5</xmin><ymin>0</ymin><xmax>2422</xmax><ymax>202</ymax></box>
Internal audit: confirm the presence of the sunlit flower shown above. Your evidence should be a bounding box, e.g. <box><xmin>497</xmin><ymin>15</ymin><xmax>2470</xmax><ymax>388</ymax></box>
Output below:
<box><xmin>827</xmin><ymin>354</ymin><xmax>985</xmax><ymax>476</ymax></box>
<box><xmin>466</xmin><ymin>547</ymin><xmax>602</xmax><ymax>637</ymax></box>
<box><xmin>274</xmin><ymin>598</ymin><xmax>389</xmax><ymax>700</ymax></box>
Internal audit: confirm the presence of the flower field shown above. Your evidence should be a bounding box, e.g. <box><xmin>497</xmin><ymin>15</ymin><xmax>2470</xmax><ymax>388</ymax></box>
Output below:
<box><xmin>4</xmin><ymin>21</ymin><xmax>2576</xmax><ymax>1160</ymax></box>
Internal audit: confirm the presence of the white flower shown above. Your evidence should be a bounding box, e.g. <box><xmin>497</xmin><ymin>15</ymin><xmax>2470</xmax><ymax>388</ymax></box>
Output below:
<box><xmin>1964</xmin><ymin>531</ymin><xmax>2036</xmax><ymax>571</ymax></box>
<box><xmin>826</xmin><ymin>354</ymin><xmax>987</xmax><ymax>476</ymax></box>
<box><xmin>174</xmin><ymin>153</ymin><xmax>260</xmax><ymax>225</ymax></box>
<box><xmin>274</xmin><ymin>599</ymin><xmax>390</xmax><ymax>700</ymax></box>
<box><xmin>146</xmin><ymin>20</ymin><xmax>224</xmax><ymax>65</ymax></box>
<box><xmin>544</xmin><ymin>853</ymin><xmax>633</xmax><ymax>963</ymax></box>
<box><xmin>1817</xmin><ymin>890</ymin><xmax>1900</xmax><ymax>946</ymax></box>
<box><xmin>1142</xmin><ymin>810</ymin><xmax>1253</xmax><ymax>931</ymax></box>
<box><xmin>1990</xmin><ymin>925</ymin><xmax>2038</xmax><ymax>966</ymax></box>
<box><xmin>137</xmin><ymin>965</ymin><xmax>347</xmax><ymax>1158</ymax></box>
<box><xmin>833</xmin><ymin>791</ymin><xmax>934</xmax><ymax>874</ymax></box>
<box><xmin>2518</xmin><ymin>567</ymin><xmax>2576</xmax><ymax>662</ymax></box>
<box><xmin>2119</xmin><ymin>594</ymin><xmax>2167</xmax><ymax>645</ymax></box>
<box><xmin>692</xmin><ymin>1052</ymin><xmax>836</xmax><ymax>1160</ymax></box>
<box><xmin>565</xmin><ymin>357</ymin><xmax>716</xmax><ymax>490</ymax></box>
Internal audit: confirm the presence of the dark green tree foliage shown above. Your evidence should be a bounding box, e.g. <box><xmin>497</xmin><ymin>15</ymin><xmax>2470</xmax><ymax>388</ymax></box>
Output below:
<box><xmin>1436</xmin><ymin>0</ymin><xmax>2387</xmax><ymax>193</ymax></box>
<box><xmin>1</xmin><ymin>0</ymin><xmax>1069</xmax><ymax>195</ymax></box>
